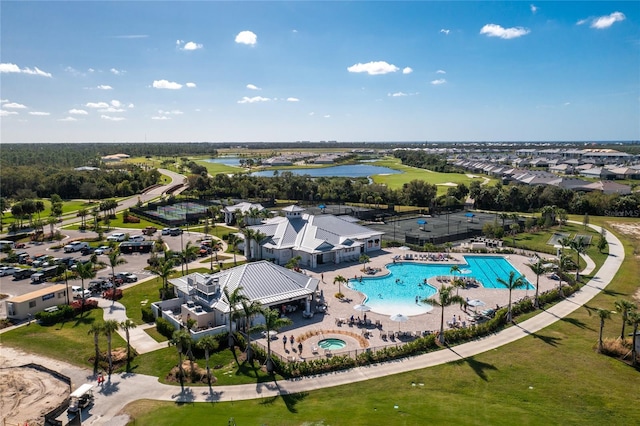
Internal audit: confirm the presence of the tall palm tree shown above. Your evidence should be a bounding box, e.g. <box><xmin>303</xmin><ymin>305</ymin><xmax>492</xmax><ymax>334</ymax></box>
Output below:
<box><xmin>557</xmin><ymin>252</ymin><xmax>571</xmax><ymax>297</ymax></box>
<box><xmin>239</xmin><ymin>299</ymin><xmax>262</xmax><ymax>363</ymax></box>
<box><xmin>182</xmin><ymin>241</ymin><xmax>199</xmax><ymax>275</ymax></box>
<box><xmin>449</xmin><ymin>265</ymin><xmax>462</xmax><ymax>295</ymax></box>
<box><xmin>120</xmin><ymin>319</ymin><xmax>137</xmax><ymax>372</ymax></box>
<box><xmin>78</xmin><ymin>208</ymin><xmax>88</xmax><ymax>229</ymax></box>
<box><xmin>152</xmin><ymin>257</ymin><xmax>175</xmax><ymax>300</ymax></box>
<box><xmin>102</xmin><ymin>319</ymin><xmax>120</xmax><ymax>380</ymax></box>
<box><xmin>569</xmin><ymin>237</ymin><xmax>586</xmax><ymax>281</ymax></box>
<box><xmin>595</xmin><ymin>308</ymin><xmax>612</xmax><ymax>353</ymax></box>
<box><xmin>527</xmin><ymin>260</ymin><xmax>547</xmax><ymax>309</ymax></box>
<box><xmin>74</xmin><ymin>261</ymin><xmax>96</xmax><ymax>313</ymax></box>
<box><xmin>196</xmin><ymin>335</ymin><xmax>219</xmax><ymax>386</ymax></box>
<box><xmin>423</xmin><ymin>284</ymin><xmax>465</xmax><ymax>345</ymax></box>
<box><xmin>614</xmin><ymin>299</ymin><xmax>637</xmax><ymax>340</ymax></box>
<box><xmin>108</xmin><ymin>249</ymin><xmax>127</xmax><ymax>284</ymax></box>
<box><xmin>333</xmin><ymin>275</ymin><xmax>347</xmax><ymax>294</ymax></box>
<box><xmin>255</xmin><ymin>307</ymin><xmax>293</xmax><ymax>373</ymax></box>
<box><xmin>227</xmin><ymin>233</ymin><xmax>240</xmax><ymax>265</ymax></box>
<box><xmin>359</xmin><ymin>254</ymin><xmax>370</xmax><ymax>272</ymax></box>
<box><xmin>252</xmin><ymin>230</ymin><xmax>267</xmax><ymax>260</ymax></box>
<box><xmin>87</xmin><ymin>322</ymin><xmax>104</xmax><ymax>373</ymax></box>
<box><xmin>169</xmin><ymin>329</ymin><xmax>193</xmax><ymax>391</ymax></box>
<box><xmin>240</xmin><ymin>228</ymin><xmax>256</xmax><ymax>260</ymax></box>
<box><xmin>627</xmin><ymin>311</ymin><xmax>640</xmax><ymax>366</ymax></box>
<box><xmin>223</xmin><ymin>285</ymin><xmax>249</xmax><ymax>363</ymax></box>
<box><xmin>496</xmin><ymin>271</ymin><xmax>527</xmax><ymax>323</ymax></box>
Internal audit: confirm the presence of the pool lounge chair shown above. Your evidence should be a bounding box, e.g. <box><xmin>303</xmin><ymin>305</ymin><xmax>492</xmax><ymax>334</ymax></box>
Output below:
<box><xmin>312</xmin><ymin>345</ymin><xmax>319</xmax><ymax>354</ymax></box>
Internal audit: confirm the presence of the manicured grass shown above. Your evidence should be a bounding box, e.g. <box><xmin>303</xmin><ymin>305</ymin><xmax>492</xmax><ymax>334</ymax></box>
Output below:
<box><xmin>1</xmin><ymin>309</ymin><xmax>126</xmax><ymax>368</ymax></box>
<box><xmin>370</xmin><ymin>156</ymin><xmax>498</xmax><ymax>194</ymax></box>
<box><xmin>119</xmin><ymin>277</ymin><xmax>165</xmax><ymax>325</ymax></box>
<box><xmin>194</xmin><ymin>159</ymin><xmax>245</xmax><ymax>175</ymax></box>
<box><xmin>187</xmin><ymin>224</ymin><xmax>237</xmax><ymax>239</ymax></box>
<box><xmin>123</xmin><ymin>219</ymin><xmax>640</xmax><ymax>425</ymax></box>
<box><xmin>144</xmin><ymin>326</ymin><xmax>168</xmax><ymax>343</ymax></box>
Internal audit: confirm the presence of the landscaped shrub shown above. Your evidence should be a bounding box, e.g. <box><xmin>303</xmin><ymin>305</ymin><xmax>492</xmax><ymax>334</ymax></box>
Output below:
<box><xmin>156</xmin><ymin>317</ymin><xmax>175</xmax><ymax>339</ymax></box>
<box><xmin>70</xmin><ymin>299</ymin><xmax>99</xmax><ymax>314</ymax></box>
<box><xmin>35</xmin><ymin>304</ymin><xmax>74</xmax><ymax>325</ymax></box>
<box><xmin>102</xmin><ymin>288</ymin><xmax>123</xmax><ymax>300</ymax></box>
<box><xmin>141</xmin><ymin>305</ymin><xmax>155</xmax><ymax>323</ymax></box>
<box><xmin>123</xmin><ymin>215</ymin><xmax>140</xmax><ymax>223</ymax></box>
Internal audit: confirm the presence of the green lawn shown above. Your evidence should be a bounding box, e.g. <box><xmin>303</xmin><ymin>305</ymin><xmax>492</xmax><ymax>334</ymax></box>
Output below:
<box><xmin>194</xmin><ymin>159</ymin><xmax>245</xmax><ymax>175</ymax></box>
<box><xmin>370</xmin><ymin>157</ymin><xmax>498</xmax><ymax>194</ymax></box>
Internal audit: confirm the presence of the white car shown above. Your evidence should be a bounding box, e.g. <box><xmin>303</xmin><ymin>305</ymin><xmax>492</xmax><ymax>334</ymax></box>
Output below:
<box><xmin>129</xmin><ymin>235</ymin><xmax>145</xmax><ymax>242</ymax></box>
<box><xmin>94</xmin><ymin>245</ymin><xmax>112</xmax><ymax>255</ymax></box>
<box><xmin>0</xmin><ymin>266</ymin><xmax>19</xmax><ymax>276</ymax></box>
<box><xmin>161</xmin><ymin>228</ymin><xmax>171</xmax><ymax>235</ymax></box>
<box><xmin>107</xmin><ymin>232</ymin><xmax>126</xmax><ymax>242</ymax></box>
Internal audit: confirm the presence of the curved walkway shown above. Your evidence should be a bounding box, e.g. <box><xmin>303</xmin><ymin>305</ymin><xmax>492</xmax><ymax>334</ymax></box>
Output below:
<box><xmin>0</xmin><ymin>224</ymin><xmax>625</xmax><ymax>424</ymax></box>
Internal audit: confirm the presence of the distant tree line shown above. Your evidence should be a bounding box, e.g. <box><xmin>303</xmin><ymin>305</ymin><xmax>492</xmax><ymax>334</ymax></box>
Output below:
<box><xmin>393</xmin><ymin>150</ymin><xmax>465</xmax><ymax>173</ymax></box>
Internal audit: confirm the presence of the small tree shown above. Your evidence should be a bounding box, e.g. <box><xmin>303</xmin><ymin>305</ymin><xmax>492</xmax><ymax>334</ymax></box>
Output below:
<box><xmin>359</xmin><ymin>254</ymin><xmax>370</xmax><ymax>272</ymax></box>
<box><xmin>595</xmin><ymin>308</ymin><xmax>612</xmax><ymax>353</ymax></box>
<box><xmin>103</xmin><ymin>319</ymin><xmax>120</xmax><ymax>380</ymax></box>
<box><xmin>254</xmin><ymin>308</ymin><xmax>292</xmax><ymax>374</ymax></box>
<box><xmin>120</xmin><ymin>319</ymin><xmax>137</xmax><ymax>372</ymax></box>
<box><xmin>597</xmin><ymin>228</ymin><xmax>608</xmax><ymax>253</ymax></box>
<box><xmin>627</xmin><ymin>311</ymin><xmax>640</xmax><ymax>366</ymax></box>
<box><xmin>333</xmin><ymin>275</ymin><xmax>347</xmax><ymax>296</ymax></box>
<box><xmin>87</xmin><ymin>322</ymin><xmax>104</xmax><ymax>374</ymax></box>
<box><xmin>496</xmin><ymin>271</ymin><xmax>527</xmax><ymax>323</ymax></box>
<box><xmin>614</xmin><ymin>299</ymin><xmax>637</xmax><ymax>341</ymax></box>
<box><xmin>223</xmin><ymin>285</ymin><xmax>249</xmax><ymax>364</ymax></box>
<box><xmin>169</xmin><ymin>329</ymin><xmax>193</xmax><ymax>391</ymax></box>
<box><xmin>196</xmin><ymin>335</ymin><xmax>219</xmax><ymax>386</ymax></box>
<box><xmin>423</xmin><ymin>284</ymin><xmax>465</xmax><ymax>345</ymax></box>
<box><xmin>527</xmin><ymin>260</ymin><xmax>547</xmax><ymax>309</ymax></box>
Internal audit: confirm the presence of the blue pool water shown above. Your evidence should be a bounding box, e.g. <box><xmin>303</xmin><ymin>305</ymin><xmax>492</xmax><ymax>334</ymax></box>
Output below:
<box><xmin>347</xmin><ymin>256</ymin><xmax>532</xmax><ymax>316</ymax></box>
<box><xmin>318</xmin><ymin>338</ymin><xmax>347</xmax><ymax>350</ymax></box>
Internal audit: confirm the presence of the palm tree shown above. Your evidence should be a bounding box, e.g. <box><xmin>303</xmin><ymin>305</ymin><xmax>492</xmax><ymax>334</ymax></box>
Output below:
<box><xmin>152</xmin><ymin>256</ymin><xmax>175</xmax><ymax>300</ymax></box>
<box><xmin>496</xmin><ymin>271</ymin><xmax>527</xmax><ymax>323</ymax></box>
<box><xmin>333</xmin><ymin>275</ymin><xmax>347</xmax><ymax>295</ymax></box>
<box><xmin>595</xmin><ymin>308</ymin><xmax>612</xmax><ymax>353</ymax></box>
<box><xmin>255</xmin><ymin>307</ymin><xmax>293</xmax><ymax>373</ymax></box>
<box><xmin>627</xmin><ymin>311</ymin><xmax>640</xmax><ymax>366</ymax></box>
<box><xmin>169</xmin><ymin>329</ymin><xmax>193</xmax><ymax>391</ymax></box>
<box><xmin>223</xmin><ymin>286</ymin><xmax>249</xmax><ymax>362</ymax></box>
<box><xmin>87</xmin><ymin>322</ymin><xmax>104</xmax><ymax>373</ymax></box>
<box><xmin>569</xmin><ymin>237</ymin><xmax>586</xmax><ymax>281</ymax></box>
<box><xmin>527</xmin><ymin>260</ymin><xmax>547</xmax><ymax>309</ymax></box>
<box><xmin>239</xmin><ymin>299</ymin><xmax>262</xmax><ymax>363</ymax></box>
<box><xmin>182</xmin><ymin>241</ymin><xmax>199</xmax><ymax>275</ymax></box>
<box><xmin>557</xmin><ymin>252</ymin><xmax>571</xmax><ymax>297</ymax></box>
<box><xmin>102</xmin><ymin>319</ymin><xmax>120</xmax><ymax>380</ymax></box>
<box><xmin>227</xmin><ymin>233</ymin><xmax>240</xmax><ymax>265</ymax></box>
<box><xmin>196</xmin><ymin>335</ymin><xmax>219</xmax><ymax>386</ymax></box>
<box><xmin>108</xmin><ymin>249</ymin><xmax>127</xmax><ymax>285</ymax></box>
<box><xmin>252</xmin><ymin>230</ymin><xmax>267</xmax><ymax>260</ymax></box>
<box><xmin>359</xmin><ymin>254</ymin><xmax>370</xmax><ymax>272</ymax></box>
<box><xmin>614</xmin><ymin>299</ymin><xmax>637</xmax><ymax>340</ymax></box>
<box><xmin>423</xmin><ymin>284</ymin><xmax>465</xmax><ymax>345</ymax></box>
<box><xmin>74</xmin><ymin>261</ymin><xmax>96</xmax><ymax>314</ymax></box>
<box><xmin>120</xmin><ymin>319</ymin><xmax>137</xmax><ymax>371</ymax></box>
<box><xmin>78</xmin><ymin>208</ymin><xmax>88</xmax><ymax>229</ymax></box>
<box><xmin>449</xmin><ymin>265</ymin><xmax>462</xmax><ymax>295</ymax></box>
<box><xmin>240</xmin><ymin>228</ymin><xmax>256</xmax><ymax>260</ymax></box>
<box><xmin>285</xmin><ymin>255</ymin><xmax>302</xmax><ymax>270</ymax></box>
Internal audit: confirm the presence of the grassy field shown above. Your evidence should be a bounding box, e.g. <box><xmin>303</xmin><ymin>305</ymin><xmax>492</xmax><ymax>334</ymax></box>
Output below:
<box><xmin>194</xmin><ymin>159</ymin><xmax>245</xmax><ymax>175</ymax></box>
<box><xmin>121</xmin><ymin>217</ymin><xmax>640</xmax><ymax>425</ymax></box>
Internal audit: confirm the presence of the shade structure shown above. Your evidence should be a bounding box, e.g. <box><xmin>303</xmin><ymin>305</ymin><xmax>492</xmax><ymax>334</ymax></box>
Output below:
<box><xmin>467</xmin><ymin>299</ymin><xmax>485</xmax><ymax>307</ymax></box>
<box><xmin>417</xmin><ymin>219</ymin><xmax>427</xmax><ymax>225</ymax></box>
<box><xmin>389</xmin><ymin>313</ymin><xmax>409</xmax><ymax>331</ymax></box>
<box><xmin>353</xmin><ymin>304</ymin><xmax>372</xmax><ymax>313</ymax></box>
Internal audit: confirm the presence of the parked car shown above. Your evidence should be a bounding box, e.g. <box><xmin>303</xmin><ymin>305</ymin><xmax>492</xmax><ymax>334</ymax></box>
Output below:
<box><xmin>72</xmin><ymin>286</ymin><xmax>92</xmax><ymax>299</ymax></box>
<box><xmin>161</xmin><ymin>228</ymin><xmax>171</xmax><ymax>235</ymax></box>
<box><xmin>169</xmin><ymin>228</ymin><xmax>183</xmax><ymax>236</ymax></box>
<box><xmin>88</xmin><ymin>279</ymin><xmax>109</xmax><ymax>292</ymax></box>
<box><xmin>12</xmin><ymin>268</ymin><xmax>37</xmax><ymax>280</ymax></box>
<box><xmin>129</xmin><ymin>234</ymin><xmax>145</xmax><ymax>242</ymax></box>
<box><xmin>120</xmin><ymin>272</ymin><xmax>138</xmax><ymax>283</ymax></box>
<box><xmin>64</xmin><ymin>241</ymin><xmax>90</xmax><ymax>253</ymax></box>
<box><xmin>106</xmin><ymin>232</ymin><xmax>126</xmax><ymax>242</ymax></box>
<box><xmin>80</xmin><ymin>246</ymin><xmax>95</xmax><ymax>256</ymax></box>
<box><xmin>94</xmin><ymin>245</ymin><xmax>112</xmax><ymax>255</ymax></box>
<box><xmin>143</xmin><ymin>226</ymin><xmax>158</xmax><ymax>236</ymax></box>
<box><xmin>0</xmin><ymin>266</ymin><xmax>19</xmax><ymax>276</ymax></box>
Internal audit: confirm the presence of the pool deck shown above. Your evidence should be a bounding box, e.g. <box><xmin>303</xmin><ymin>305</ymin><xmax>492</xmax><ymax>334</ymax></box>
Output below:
<box><xmin>259</xmin><ymin>248</ymin><xmax>565</xmax><ymax>362</ymax></box>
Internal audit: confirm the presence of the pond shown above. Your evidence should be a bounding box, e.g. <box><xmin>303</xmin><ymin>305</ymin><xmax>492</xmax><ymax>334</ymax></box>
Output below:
<box><xmin>204</xmin><ymin>157</ymin><xmax>243</xmax><ymax>167</ymax></box>
<box><xmin>251</xmin><ymin>164</ymin><xmax>401</xmax><ymax>178</ymax></box>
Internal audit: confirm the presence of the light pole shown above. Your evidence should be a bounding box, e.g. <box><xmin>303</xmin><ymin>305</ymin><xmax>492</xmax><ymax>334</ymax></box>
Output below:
<box><xmin>64</xmin><ymin>267</ymin><xmax>70</xmax><ymax>305</ymax></box>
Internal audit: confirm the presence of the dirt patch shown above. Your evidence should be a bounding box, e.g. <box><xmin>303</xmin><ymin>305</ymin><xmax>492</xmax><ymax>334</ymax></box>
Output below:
<box><xmin>0</xmin><ymin>366</ymin><xmax>69</xmax><ymax>426</ymax></box>
<box><xmin>610</xmin><ymin>222</ymin><xmax>640</xmax><ymax>240</ymax></box>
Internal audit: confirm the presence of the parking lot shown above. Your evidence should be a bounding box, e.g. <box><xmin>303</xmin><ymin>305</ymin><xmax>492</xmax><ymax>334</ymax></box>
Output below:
<box><xmin>0</xmin><ymin>227</ymin><xmax>208</xmax><ymax>318</ymax></box>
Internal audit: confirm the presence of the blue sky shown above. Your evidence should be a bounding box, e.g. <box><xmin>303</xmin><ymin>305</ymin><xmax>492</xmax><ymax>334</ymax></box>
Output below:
<box><xmin>1</xmin><ymin>1</ymin><xmax>638</xmax><ymax>143</ymax></box>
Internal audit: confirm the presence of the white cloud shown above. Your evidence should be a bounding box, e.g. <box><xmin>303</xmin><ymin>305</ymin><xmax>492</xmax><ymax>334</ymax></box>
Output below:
<box><xmin>591</xmin><ymin>12</ymin><xmax>626</xmax><ymax>29</ymax></box>
<box><xmin>440</xmin><ymin>29</ymin><xmax>450</xmax><ymax>35</ymax></box>
<box><xmin>237</xmin><ymin>96</ymin><xmax>270</xmax><ymax>104</ymax></box>
<box><xmin>65</xmin><ymin>66</ymin><xmax>85</xmax><ymax>77</ymax></box>
<box><xmin>57</xmin><ymin>116</ymin><xmax>77</xmax><ymax>122</ymax></box>
<box><xmin>246</xmin><ymin>84</ymin><xmax>261</xmax><ymax>90</ymax></box>
<box><xmin>110</xmin><ymin>68</ymin><xmax>125</xmax><ymax>75</ymax></box>
<box><xmin>347</xmin><ymin>61</ymin><xmax>399</xmax><ymax>75</ymax></box>
<box><xmin>97</xmin><ymin>85</ymin><xmax>113</xmax><ymax>90</ymax></box>
<box><xmin>183</xmin><ymin>41</ymin><xmax>203</xmax><ymax>50</ymax></box>
<box><xmin>110</xmin><ymin>100</ymin><xmax>121</xmax><ymax>107</ymax></box>
<box><xmin>530</xmin><ymin>4</ymin><xmax>538</xmax><ymax>14</ymax></box>
<box><xmin>29</xmin><ymin>111</ymin><xmax>50</xmax><ymax>116</ymax></box>
<box><xmin>480</xmin><ymin>24</ymin><xmax>530</xmax><ymax>39</ymax></box>
<box><xmin>185</xmin><ymin>82</ymin><xmax>196</xmax><ymax>88</ymax></box>
<box><xmin>128</xmin><ymin>103</ymin><xmax>135</xmax><ymax>108</ymax></box>
<box><xmin>389</xmin><ymin>92</ymin><xmax>408</xmax><ymax>97</ymax></box>
<box><xmin>69</xmin><ymin>109</ymin><xmax>88</xmax><ymax>115</ymax></box>
<box><xmin>151</xmin><ymin>116</ymin><xmax>171</xmax><ymax>120</ymax></box>
<box><xmin>4</xmin><ymin>102</ymin><xmax>27</xmax><ymax>109</ymax></box>
<box><xmin>88</xmin><ymin>68</ymin><xmax>95</xmax><ymax>73</ymax></box>
<box><xmin>99</xmin><ymin>107</ymin><xmax>125</xmax><ymax>113</ymax></box>
<box><xmin>286</xmin><ymin>97</ymin><xmax>299</xmax><ymax>102</ymax></box>
<box><xmin>431</xmin><ymin>79</ymin><xmax>447</xmax><ymax>85</ymax></box>
<box><xmin>309</xmin><ymin>112</ymin><xmax>315</xmax><ymax>116</ymax></box>
<box><xmin>0</xmin><ymin>110</ymin><xmax>18</xmax><ymax>116</ymax></box>
<box><xmin>323</xmin><ymin>115</ymin><xmax>331</xmax><ymax>118</ymax></box>
<box><xmin>153</xmin><ymin>79</ymin><xmax>183</xmax><ymax>90</ymax></box>
<box><xmin>576</xmin><ymin>19</ymin><xmax>589</xmax><ymax>26</ymax></box>
<box><xmin>402</xmin><ymin>67</ymin><xmax>413</xmax><ymax>74</ymax></box>
<box><xmin>0</xmin><ymin>63</ymin><xmax>52</xmax><ymax>77</ymax></box>
<box><xmin>101</xmin><ymin>115</ymin><xmax>125</xmax><ymax>121</ymax></box>
<box><xmin>0</xmin><ymin>99</ymin><xmax>7</xmax><ymax>103</ymax></box>
<box><xmin>235</xmin><ymin>30</ymin><xmax>257</xmax><ymax>45</ymax></box>
<box><xmin>436</xmin><ymin>69</ymin><xmax>446</xmax><ymax>74</ymax></box>
<box><xmin>86</xmin><ymin>102</ymin><xmax>109</xmax><ymax>108</ymax></box>
<box><xmin>158</xmin><ymin>109</ymin><xmax>184</xmax><ymax>115</ymax></box>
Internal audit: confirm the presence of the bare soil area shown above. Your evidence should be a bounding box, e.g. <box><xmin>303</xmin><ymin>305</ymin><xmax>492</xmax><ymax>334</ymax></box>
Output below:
<box><xmin>609</xmin><ymin>222</ymin><xmax>640</xmax><ymax>303</ymax></box>
<box><xmin>0</xmin><ymin>365</ymin><xmax>69</xmax><ymax>426</ymax></box>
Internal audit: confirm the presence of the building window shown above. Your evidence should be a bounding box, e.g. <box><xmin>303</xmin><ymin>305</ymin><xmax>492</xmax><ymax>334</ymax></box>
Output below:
<box><xmin>29</xmin><ymin>301</ymin><xmax>36</xmax><ymax>308</ymax></box>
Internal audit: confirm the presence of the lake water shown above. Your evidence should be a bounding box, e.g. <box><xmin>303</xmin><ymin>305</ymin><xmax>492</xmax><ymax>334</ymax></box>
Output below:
<box><xmin>251</xmin><ymin>164</ymin><xmax>401</xmax><ymax>178</ymax></box>
<box><xmin>204</xmin><ymin>157</ymin><xmax>243</xmax><ymax>167</ymax></box>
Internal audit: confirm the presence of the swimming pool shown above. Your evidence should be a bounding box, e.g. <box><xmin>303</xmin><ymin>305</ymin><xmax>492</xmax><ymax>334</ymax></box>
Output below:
<box><xmin>347</xmin><ymin>255</ymin><xmax>532</xmax><ymax>316</ymax></box>
<box><xmin>318</xmin><ymin>338</ymin><xmax>347</xmax><ymax>350</ymax></box>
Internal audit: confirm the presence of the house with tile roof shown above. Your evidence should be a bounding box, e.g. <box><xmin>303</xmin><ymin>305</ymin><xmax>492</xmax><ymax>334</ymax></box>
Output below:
<box><xmin>242</xmin><ymin>205</ymin><xmax>384</xmax><ymax>269</ymax></box>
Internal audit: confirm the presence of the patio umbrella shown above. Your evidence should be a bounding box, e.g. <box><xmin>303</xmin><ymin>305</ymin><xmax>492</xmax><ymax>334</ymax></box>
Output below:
<box><xmin>416</xmin><ymin>219</ymin><xmax>427</xmax><ymax>225</ymax></box>
<box><xmin>466</xmin><ymin>299</ymin><xmax>485</xmax><ymax>312</ymax></box>
<box><xmin>353</xmin><ymin>304</ymin><xmax>372</xmax><ymax>313</ymax></box>
<box><xmin>460</xmin><ymin>269</ymin><xmax>472</xmax><ymax>274</ymax></box>
<box><xmin>465</xmin><ymin>213</ymin><xmax>475</xmax><ymax>217</ymax></box>
<box><xmin>318</xmin><ymin>204</ymin><xmax>326</xmax><ymax>209</ymax></box>
<box><xmin>398</xmin><ymin>246</ymin><xmax>410</xmax><ymax>251</ymax></box>
<box><xmin>389</xmin><ymin>313</ymin><xmax>409</xmax><ymax>331</ymax></box>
